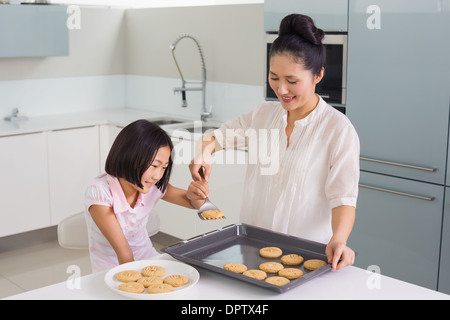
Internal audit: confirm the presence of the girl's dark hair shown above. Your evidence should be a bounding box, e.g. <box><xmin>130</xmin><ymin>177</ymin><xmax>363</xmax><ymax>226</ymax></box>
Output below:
<box><xmin>270</xmin><ymin>14</ymin><xmax>326</xmax><ymax>76</ymax></box>
<box><xmin>105</xmin><ymin>119</ymin><xmax>173</xmax><ymax>193</ymax></box>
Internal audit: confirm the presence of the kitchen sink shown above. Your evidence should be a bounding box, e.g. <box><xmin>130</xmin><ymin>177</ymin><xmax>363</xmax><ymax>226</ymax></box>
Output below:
<box><xmin>146</xmin><ymin>116</ymin><xmax>193</xmax><ymax>126</ymax></box>
<box><xmin>184</xmin><ymin>125</ymin><xmax>218</xmax><ymax>133</ymax></box>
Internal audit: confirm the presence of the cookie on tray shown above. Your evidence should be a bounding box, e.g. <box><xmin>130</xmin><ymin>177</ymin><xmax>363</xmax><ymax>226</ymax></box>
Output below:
<box><xmin>243</xmin><ymin>269</ymin><xmax>267</xmax><ymax>280</ymax></box>
<box><xmin>259</xmin><ymin>247</ymin><xmax>283</xmax><ymax>258</ymax></box>
<box><xmin>304</xmin><ymin>259</ymin><xmax>327</xmax><ymax>271</ymax></box>
<box><xmin>224</xmin><ymin>263</ymin><xmax>248</xmax><ymax>273</ymax></box>
<box><xmin>265</xmin><ymin>276</ymin><xmax>290</xmax><ymax>286</ymax></box>
<box><xmin>281</xmin><ymin>254</ymin><xmax>304</xmax><ymax>266</ymax></box>
<box><xmin>278</xmin><ymin>268</ymin><xmax>303</xmax><ymax>280</ymax></box>
<box><xmin>259</xmin><ymin>262</ymin><xmax>284</xmax><ymax>273</ymax></box>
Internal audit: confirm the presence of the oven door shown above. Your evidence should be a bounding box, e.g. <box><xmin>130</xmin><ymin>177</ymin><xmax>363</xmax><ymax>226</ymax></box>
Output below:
<box><xmin>265</xmin><ymin>33</ymin><xmax>347</xmax><ymax>111</ymax></box>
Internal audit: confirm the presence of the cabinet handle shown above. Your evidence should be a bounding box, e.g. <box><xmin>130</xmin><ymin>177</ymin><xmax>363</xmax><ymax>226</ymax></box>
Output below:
<box><xmin>360</xmin><ymin>157</ymin><xmax>436</xmax><ymax>173</ymax></box>
<box><xmin>359</xmin><ymin>184</ymin><xmax>435</xmax><ymax>201</ymax></box>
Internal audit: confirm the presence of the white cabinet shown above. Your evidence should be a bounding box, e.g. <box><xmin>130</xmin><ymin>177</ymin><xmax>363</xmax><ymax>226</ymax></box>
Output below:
<box><xmin>0</xmin><ymin>132</ymin><xmax>51</xmax><ymax>237</ymax></box>
<box><xmin>99</xmin><ymin>124</ymin><xmax>123</xmax><ymax>173</ymax></box>
<box><xmin>47</xmin><ymin>126</ymin><xmax>101</xmax><ymax>225</ymax></box>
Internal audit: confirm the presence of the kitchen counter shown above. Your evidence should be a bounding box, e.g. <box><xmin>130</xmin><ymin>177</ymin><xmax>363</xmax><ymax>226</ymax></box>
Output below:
<box><xmin>0</xmin><ymin>108</ymin><xmax>199</xmax><ymax>137</ymax></box>
<box><xmin>4</xmin><ymin>254</ymin><xmax>449</xmax><ymax>300</ymax></box>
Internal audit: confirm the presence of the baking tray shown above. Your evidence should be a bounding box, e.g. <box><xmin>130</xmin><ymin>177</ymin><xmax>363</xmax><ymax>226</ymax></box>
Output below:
<box><xmin>161</xmin><ymin>223</ymin><xmax>331</xmax><ymax>293</ymax></box>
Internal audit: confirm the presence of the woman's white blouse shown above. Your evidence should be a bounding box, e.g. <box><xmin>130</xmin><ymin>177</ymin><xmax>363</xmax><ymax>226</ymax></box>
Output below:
<box><xmin>213</xmin><ymin>97</ymin><xmax>360</xmax><ymax>244</ymax></box>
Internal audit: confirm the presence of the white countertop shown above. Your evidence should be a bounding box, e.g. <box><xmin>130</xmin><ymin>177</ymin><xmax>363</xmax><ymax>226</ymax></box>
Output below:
<box><xmin>4</xmin><ymin>254</ymin><xmax>449</xmax><ymax>300</ymax></box>
<box><xmin>0</xmin><ymin>108</ymin><xmax>202</xmax><ymax>137</ymax></box>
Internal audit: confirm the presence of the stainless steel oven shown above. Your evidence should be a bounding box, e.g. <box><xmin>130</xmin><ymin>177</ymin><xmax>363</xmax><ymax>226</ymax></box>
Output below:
<box><xmin>265</xmin><ymin>32</ymin><xmax>347</xmax><ymax>112</ymax></box>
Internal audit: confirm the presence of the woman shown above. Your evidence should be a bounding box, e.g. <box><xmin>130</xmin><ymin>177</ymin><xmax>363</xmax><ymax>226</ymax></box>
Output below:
<box><xmin>190</xmin><ymin>14</ymin><xmax>360</xmax><ymax>271</ymax></box>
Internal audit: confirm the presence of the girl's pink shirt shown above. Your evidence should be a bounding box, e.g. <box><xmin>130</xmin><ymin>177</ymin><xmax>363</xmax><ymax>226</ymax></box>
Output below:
<box><xmin>84</xmin><ymin>173</ymin><xmax>164</xmax><ymax>272</ymax></box>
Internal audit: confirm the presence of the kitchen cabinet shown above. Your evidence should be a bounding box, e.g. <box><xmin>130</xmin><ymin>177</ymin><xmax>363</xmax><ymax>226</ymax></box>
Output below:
<box><xmin>348</xmin><ymin>171</ymin><xmax>444</xmax><ymax>290</ymax></box>
<box><xmin>98</xmin><ymin>124</ymin><xmax>123</xmax><ymax>173</ymax></box>
<box><xmin>346</xmin><ymin>0</ymin><xmax>450</xmax><ymax>185</ymax></box>
<box><xmin>0</xmin><ymin>132</ymin><xmax>51</xmax><ymax>237</ymax></box>
<box><xmin>48</xmin><ymin>126</ymin><xmax>100</xmax><ymax>225</ymax></box>
<box><xmin>439</xmin><ymin>188</ymin><xmax>450</xmax><ymax>294</ymax></box>
<box><xmin>264</xmin><ymin>0</ymin><xmax>348</xmax><ymax>32</ymax></box>
<box><xmin>0</xmin><ymin>5</ymin><xmax>69</xmax><ymax>58</ymax></box>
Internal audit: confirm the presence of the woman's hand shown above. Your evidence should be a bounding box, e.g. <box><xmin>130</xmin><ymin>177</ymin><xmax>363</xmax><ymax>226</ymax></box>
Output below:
<box><xmin>190</xmin><ymin>134</ymin><xmax>216</xmax><ymax>182</ymax></box>
<box><xmin>325</xmin><ymin>239</ymin><xmax>355</xmax><ymax>271</ymax></box>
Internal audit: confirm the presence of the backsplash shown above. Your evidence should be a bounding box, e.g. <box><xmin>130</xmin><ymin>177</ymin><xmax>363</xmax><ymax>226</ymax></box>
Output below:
<box><xmin>0</xmin><ymin>75</ymin><xmax>263</xmax><ymax>122</ymax></box>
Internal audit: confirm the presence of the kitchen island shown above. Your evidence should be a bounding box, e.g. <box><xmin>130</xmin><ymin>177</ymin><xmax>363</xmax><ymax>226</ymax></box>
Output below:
<box><xmin>4</xmin><ymin>254</ymin><xmax>448</xmax><ymax>301</ymax></box>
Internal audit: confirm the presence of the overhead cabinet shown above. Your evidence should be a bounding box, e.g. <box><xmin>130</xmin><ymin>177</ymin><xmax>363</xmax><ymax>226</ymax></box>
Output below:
<box><xmin>264</xmin><ymin>0</ymin><xmax>348</xmax><ymax>32</ymax></box>
<box><xmin>0</xmin><ymin>5</ymin><xmax>69</xmax><ymax>58</ymax></box>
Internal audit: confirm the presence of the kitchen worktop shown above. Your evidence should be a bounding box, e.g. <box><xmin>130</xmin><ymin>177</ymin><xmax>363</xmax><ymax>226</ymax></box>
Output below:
<box><xmin>3</xmin><ymin>254</ymin><xmax>449</xmax><ymax>301</ymax></box>
<box><xmin>0</xmin><ymin>108</ymin><xmax>198</xmax><ymax>137</ymax></box>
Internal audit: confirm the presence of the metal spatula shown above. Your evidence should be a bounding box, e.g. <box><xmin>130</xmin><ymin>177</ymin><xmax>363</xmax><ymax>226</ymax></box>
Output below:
<box><xmin>197</xmin><ymin>168</ymin><xmax>225</xmax><ymax>221</ymax></box>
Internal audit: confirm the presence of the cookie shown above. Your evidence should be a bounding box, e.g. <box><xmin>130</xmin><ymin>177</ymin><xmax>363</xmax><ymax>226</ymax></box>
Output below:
<box><xmin>304</xmin><ymin>259</ymin><xmax>327</xmax><ymax>271</ymax></box>
<box><xmin>223</xmin><ymin>263</ymin><xmax>248</xmax><ymax>273</ymax></box>
<box><xmin>281</xmin><ymin>254</ymin><xmax>304</xmax><ymax>266</ymax></box>
<box><xmin>142</xmin><ymin>265</ymin><xmax>166</xmax><ymax>277</ymax></box>
<box><xmin>278</xmin><ymin>268</ymin><xmax>303</xmax><ymax>280</ymax></box>
<box><xmin>118</xmin><ymin>282</ymin><xmax>145</xmax><ymax>294</ymax></box>
<box><xmin>202</xmin><ymin>210</ymin><xmax>225</xmax><ymax>219</ymax></box>
<box><xmin>259</xmin><ymin>262</ymin><xmax>284</xmax><ymax>273</ymax></box>
<box><xmin>137</xmin><ymin>276</ymin><xmax>163</xmax><ymax>287</ymax></box>
<box><xmin>116</xmin><ymin>270</ymin><xmax>142</xmax><ymax>282</ymax></box>
<box><xmin>147</xmin><ymin>283</ymin><xmax>174</xmax><ymax>294</ymax></box>
<box><xmin>265</xmin><ymin>276</ymin><xmax>290</xmax><ymax>286</ymax></box>
<box><xmin>243</xmin><ymin>269</ymin><xmax>267</xmax><ymax>280</ymax></box>
<box><xmin>259</xmin><ymin>247</ymin><xmax>283</xmax><ymax>258</ymax></box>
<box><xmin>164</xmin><ymin>275</ymin><xmax>189</xmax><ymax>287</ymax></box>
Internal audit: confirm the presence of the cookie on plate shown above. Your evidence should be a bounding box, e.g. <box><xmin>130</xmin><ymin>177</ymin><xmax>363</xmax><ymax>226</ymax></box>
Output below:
<box><xmin>281</xmin><ymin>254</ymin><xmax>304</xmax><ymax>266</ymax></box>
<box><xmin>243</xmin><ymin>269</ymin><xmax>267</xmax><ymax>280</ymax></box>
<box><xmin>164</xmin><ymin>275</ymin><xmax>189</xmax><ymax>287</ymax></box>
<box><xmin>304</xmin><ymin>259</ymin><xmax>327</xmax><ymax>271</ymax></box>
<box><xmin>259</xmin><ymin>262</ymin><xmax>284</xmax><ymax>273</ymax></box>
<box><xmin>278</xmin><ymin>268</ymin><xmax>303</xmax><ymax>280</ymax></box>
<box><xmin>223</xmin><ymin>263</ymin><xmax>248</xmax><ymax>273</ymax></box>
<box><xmin>142</xmin><ymin>265</ymin><xmax>166</xmax><ymax>277</ymax></box>
<box><xmin>259</xmin><ymin>247</ymin><xmax>283</xmax><ymax>258</ymax></box>
<box><xmin>116</xmin><ymin>270</ymin><xmax>142</xmax><ymax>282</ymax></box>
<box><xmin>118</xmin><ymin>282</ymin><xmax>145</xmax><ymax>294</ymax></box>
<box><xmin>147</xmin><ymin>283</ymin><xmax>174</xmax><ymax>294</ymax></box>
<box><xmin>265</xmin><ymin>276</ymin><xmax>290</xmax><ymax>286</ymax></box>
<box><xmin>137</xmin><ymin>276</ymin><xmax>163</xmax><ymax>287</ymax></box>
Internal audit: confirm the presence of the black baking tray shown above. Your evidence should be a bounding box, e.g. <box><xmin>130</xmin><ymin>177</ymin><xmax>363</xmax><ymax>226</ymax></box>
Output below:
<box><xmin>161</xmin><ymin>223</ymin><xmax>331</xmax><ymax>293</ymax></box>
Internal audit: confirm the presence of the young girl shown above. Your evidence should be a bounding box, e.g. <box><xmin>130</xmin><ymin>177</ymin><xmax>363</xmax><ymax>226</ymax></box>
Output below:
<box><xmin>85</xmin><ymin>120</ymin><xmax>208</xmax><ymax>272</ymax></box>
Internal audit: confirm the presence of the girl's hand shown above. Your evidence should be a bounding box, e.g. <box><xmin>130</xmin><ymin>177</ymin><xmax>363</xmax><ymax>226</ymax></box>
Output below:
<box><xmin>325</xmin><ymin>239</ymin><xmax>355</xmax><ymax>271</ymax></box>
<box><xmin>186</xmin><ymin>180</ymin><xmax>210</xmax><ymax>201</ymax></box>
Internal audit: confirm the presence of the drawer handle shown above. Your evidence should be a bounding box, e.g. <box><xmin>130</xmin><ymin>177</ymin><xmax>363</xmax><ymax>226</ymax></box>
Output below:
<box><xmin>359</xmin><ymin>184</ymin><xmax>435</xmax><ymax>201</ymax></box>
<box><xmin>360</xmin><ymin>157</ymin><xmax>437</xmax><ymax>173</ymax></box>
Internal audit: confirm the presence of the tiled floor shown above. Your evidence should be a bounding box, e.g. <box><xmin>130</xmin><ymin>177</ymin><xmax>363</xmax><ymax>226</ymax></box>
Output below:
<box><xmin>0</xmin><ymin>227</ymin><xmax>179</xmax><ymax>299</ymax></box>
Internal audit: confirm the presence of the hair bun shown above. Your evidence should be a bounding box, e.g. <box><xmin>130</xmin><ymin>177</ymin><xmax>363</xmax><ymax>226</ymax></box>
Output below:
<box><xmin>279</xmin><ymin>14</ymin><xmax>324</xmax><ymax>46</ymax></box>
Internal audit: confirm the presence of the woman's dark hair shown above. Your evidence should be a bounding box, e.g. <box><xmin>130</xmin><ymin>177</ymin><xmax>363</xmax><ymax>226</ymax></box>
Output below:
<box><xmin>105</xmin><ymin>119</ymin><xmax>173</xmax><ymax>193</ymax></box>
<box><xmin>270</xmin><ymin>14</ymin><xmax>326</xmax><ymax>76</ymax></box>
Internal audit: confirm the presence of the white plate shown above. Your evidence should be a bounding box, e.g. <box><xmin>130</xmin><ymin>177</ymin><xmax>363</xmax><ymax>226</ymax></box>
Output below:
<box><xmin>104</xmin><ymin>259</ymin><xmax>200</xmax><ymax>299</ymax></box>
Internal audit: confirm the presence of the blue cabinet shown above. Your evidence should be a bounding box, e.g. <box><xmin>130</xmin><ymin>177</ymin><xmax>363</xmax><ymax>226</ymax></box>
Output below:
<box><xmin>264</xmin><ymin>0</ymin><xmax>348</xmax><ymax>31</ymax></box>
<box><xmin>349</xmin><ymin>171</ymin><xmax>444</xmax><ymax>290</ymax></box>
<box><xmin>346</xmin><ymin>0</ymin><xmax>450</xmax><ymax>185</ymax></box>
<box><xmin>0</xmin><ymin>5</ymin><xmax>69</xmax><ymax>58</ymax></box>
<box><xmin>439</xmin><ymin>189</ymin><xmax>450</xmax><ymax>294</ymax></box>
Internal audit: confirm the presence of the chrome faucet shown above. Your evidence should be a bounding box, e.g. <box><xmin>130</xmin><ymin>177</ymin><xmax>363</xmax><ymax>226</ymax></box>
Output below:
<box><xmin>170</xmin><ymin>34</ymin><xmax>211</xmax><ymax>121</ymax></box>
